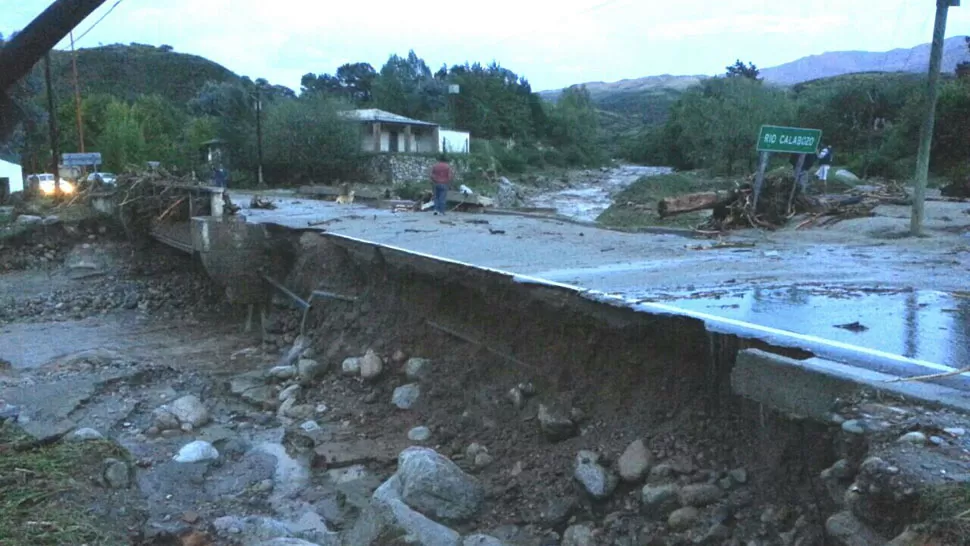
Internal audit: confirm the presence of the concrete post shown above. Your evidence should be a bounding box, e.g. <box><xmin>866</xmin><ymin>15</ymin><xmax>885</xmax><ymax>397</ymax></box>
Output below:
<box><xmin>404</xmin><ymin>125</ymin><xmax>412</xmax><ymax>153</ymax></box>
<box><xmin>373</xmin><ymin>122</ymin><xmax>382</xmax><ymax>152</ymax></box>
<box><xmin>210</xmin><ymin>189</ymin><xmax>224</xmax><ymax>218</ymax></box>
<box><xmin>433</xmin><ymin>126</ymin><xmax>441</xmax><ymax>154</ymax></box>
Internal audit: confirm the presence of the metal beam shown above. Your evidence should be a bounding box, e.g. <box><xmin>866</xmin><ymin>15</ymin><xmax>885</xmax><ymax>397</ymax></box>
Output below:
<box><xmin>0</xmin><ymin>0</ymin><xmax>108</xmax><ymax>91</ymax></box>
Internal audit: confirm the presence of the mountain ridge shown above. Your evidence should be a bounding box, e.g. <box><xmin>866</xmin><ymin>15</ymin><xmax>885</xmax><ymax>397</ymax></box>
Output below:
<box><xmin>541</xmin><ymin>36</ymin><xmax>970</xmax><ymax>96</ymax></box>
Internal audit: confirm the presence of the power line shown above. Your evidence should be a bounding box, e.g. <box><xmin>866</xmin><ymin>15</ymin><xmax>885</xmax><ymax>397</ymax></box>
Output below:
<box><xmin>73</xmin><ymin>0</ymin><xmax>125</xmax><ymax>45</ymax></box>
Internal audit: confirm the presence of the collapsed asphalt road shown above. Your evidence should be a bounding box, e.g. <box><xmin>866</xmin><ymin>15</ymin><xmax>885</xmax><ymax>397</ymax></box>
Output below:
<box><xmin>2</xmin><ymin>216</ymin><xmax>970</xmax><ymax>546</ymax></box>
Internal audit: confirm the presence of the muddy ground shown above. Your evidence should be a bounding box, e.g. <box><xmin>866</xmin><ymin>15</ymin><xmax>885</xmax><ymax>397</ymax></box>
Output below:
<box><xmin>1</xmin><ymin>206</ymin><xmax>969</xmax><ymax>546</ymax></box>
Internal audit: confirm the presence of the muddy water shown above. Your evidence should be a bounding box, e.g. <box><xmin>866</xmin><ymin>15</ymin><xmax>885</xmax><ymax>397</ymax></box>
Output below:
<box><xmin>655</xmin><ymin>286</ymin><xmax>970</xmax><ymax>369</ymax></box>
<box><xmin>526</xmin><ymin>165</ymin><xmax>671</xmax><ymax>222</ymax></box>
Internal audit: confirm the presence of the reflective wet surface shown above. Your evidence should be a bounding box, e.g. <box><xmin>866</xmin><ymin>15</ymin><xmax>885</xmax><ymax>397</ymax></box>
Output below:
<box><xmin>527</xmin><ymin>165</ymin><xmax>671</xmax><ymax>222</ymax></box>
<box><xmin>651</xmin><ymin>286</ymin><xmax>970</xmax><ymax>367</ymax></box>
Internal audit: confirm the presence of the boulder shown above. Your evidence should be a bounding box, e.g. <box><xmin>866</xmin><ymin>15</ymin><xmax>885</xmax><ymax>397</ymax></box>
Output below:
<box><xmin>835</xmin><ymin>169</ymin><xmax>860</xmax><ymax>181</ymax></box>
<box><xmin>495</xmin><ymin>177</ymin><xmax>522</xmax><ymax>208</ymax></box>
<box><xmin>168</xmin><ymin>395</ymin><xmax>210</xmax><ymax>428</ymax></box>
<box><xmin>537</xmin><ymin>403</ymin><xmax>576</xmax><ymax>442</ymax></box>
<box><xmin>230</xmin><ymin>372</ymin><xmax>276</xmax><ymax>407</ymax></box>
<box><xmin>397</xmin><ymin>447</ymin><xmax>485</xmax><ymax>521</ymax></box>
<box><xmin>392</xmin><ymin>384</ymin><xmax>421</xmax><ymax>410</ymax></box>
<box><xmin>102</xmin><ymin>458</ymin><xmax>130</xmax><ymax>489</ymax></box>
<box><xmin>174</xmin><ymin>440</ymin><xmax>220</xmax><ymax>463</ymax></box>
<box><xmin>574</xmin><ymin>451</ymin><xmax>617</xmax><ymax>499</ymax></box>
<box><xmin>360</xmin><ymin>349</ymin><xmax>384</xmax><ymax>380</ymax></box>
<box><xmin>279</xmin><ymin>384</ymin><xmax>302</xmax><ymax>402</ymax></box>
<box><xmin>405</xmin><ymin>357</ymin><xmax>432</xmax><ymax>382</ymax></box>
<box><xmin>618</xmin><ymin>439</ymin><xmax>651</xmax><ymax>482</ymax></box>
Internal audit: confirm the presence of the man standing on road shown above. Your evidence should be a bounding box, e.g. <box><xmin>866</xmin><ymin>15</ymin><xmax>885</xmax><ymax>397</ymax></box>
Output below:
<box><xmin>430</xmin><ymin>155</ymin><xmax>452</xmax><ymax>215</ymax></box>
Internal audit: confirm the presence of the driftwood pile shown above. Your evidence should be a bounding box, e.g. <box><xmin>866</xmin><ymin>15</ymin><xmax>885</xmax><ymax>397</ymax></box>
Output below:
<box><xmin>658</xmin><ymin>171</ymin><xmax>910</xmax><ymax>232</ymax></box>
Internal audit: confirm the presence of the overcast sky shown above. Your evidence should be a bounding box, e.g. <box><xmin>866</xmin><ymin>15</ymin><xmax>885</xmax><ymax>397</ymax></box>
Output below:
<box><xmin>3</xmin><ymin>0</ymin><xmax>969</xmax><ymax>92</ymax></box>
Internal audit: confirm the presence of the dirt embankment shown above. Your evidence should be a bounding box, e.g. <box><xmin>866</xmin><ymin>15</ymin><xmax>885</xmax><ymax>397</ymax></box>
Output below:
<box><xmin>1</xmin><ymin>222</ymin><xmax>968</xmax><ymax>546</ymax></box>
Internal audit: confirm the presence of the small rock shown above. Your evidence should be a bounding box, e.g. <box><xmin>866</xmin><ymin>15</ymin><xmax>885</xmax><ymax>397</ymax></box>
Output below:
<box><xmin>298</xmin><ymin>358</ymin><xmax>328</xmax><ymax>381</ymax></box>
<box><xmin>173</xmin><ymin>440</ymin><xmax>219</xmax><ymax>463</ymax></box>
<box><xmin>408</xmin><ymin>426</ymin><xmax>432</xmax><ymax>442</ymax></box>
<box><xmin>697</xmin><ymin>523</ymin><xmax>732</xmax><ymax>544</ymax></box>
<box><xmin>152</xmin><ymin>407</ymin><xmax>181</xmax><ymax>430</ymax></box>
<box><xmin>841</xmin><ymin>420</ymin><xmax>867</xmax><ymax>435</ymax></box>
<box><xmin>570</xmin><ymin>407</ymin><xmax>586</xmax><ymax>422</ymax></box>
<box><xmin>897</xmin><ymin>431</ymin><xmax>928</xmax><ymax>445</ymax></box>
<box><xmin>392</xmin><ymin>383</ymin><xmax>421</xmax><ymax>410</ymax></box>
<box><xmin>825</xmin><ymin>511</ymin><xmax>886</xmax><ymax>546</ymax></box>
<box><xmin>359</xmin><ymin>349</ymin><xmax>384</xmax><ymax>381</ymax></box>
<box><xmin>679</xmin><ymin>483</ymin><xmax>724</xmax><ymax>507</ymax></box>
<box><xmin>641</xmin><ymin>484</ymin><xmax>680</xmax><ymax>519</ymax></box>
<box><xmin>405</xmin><ymin>358</ymin><xmax>431</xmax><ymax>382</ymax></box>
<box><xmin>618</xmin><ymin>439</ymin><xmax>651</xmax><ymax>482</ymax></box>
<box><xmin>279</xmin><ymin>384</ymin><xmax>302</xmax><ymax>402</ymax></box>
<box><xmin>537</xmin><ymin>403</ymin><xmax>576</xmax><ymax>442</ymax></box>
<box><xmin>341</xmin><ymin>357</ymin><xmax>361</xmax><ymax>376</ymax></box>
<box><xmin>474</xmin><ymin>452</ymin><xmax>494</xmax><ymax>469</ymax></box>
<box><xmin>392</xmin><ymin>349</ymin><xmax>408</xmax><ymax>363</ymax></box>
<box><xmin>944</xmin><ymin>427</ymin><xmax>966</xmax><ymax>437</ymax></box>
<box><xmin>574</xmin><ymin>451</ymin><xmax>618</xmax><ymax>499</ymax></box>
<box><xmin>71</xmin><ymin>427</ymin><xmax>105</xmax><ymax>441</ymax></box>
<box><xmin>300</xmin><ymin>420</ymin><xmax>321</xmax><ymax>433</ymax></box>
<box><xmin>103</xmin><ymin>458</ymin><xmax>130</xmax><ymax>489</ymax></box>
<box><xmin>180</xmin><ymin>423</ymin><xmax>194</xmax><ymax>433</ymax></box>
<box><xmin>517</xmin><ymin>382</ymin><xmax>536</xmax><ymax>396</ymax></box>
<box><xmin>465</xmin><ymin>443</ymin><xmax>486</xmax><ymax>458</ymax></box>
<box><xmin>507</xmin><ymin>388</ymin><xmax>524</xmax><ymax>409</ymax></box>
<box><xmin>0</xmin><ymin>401</ymin><xmax>19</xmax><ymax>421</ymax></box>
<box><xmin>463</xmin><ymin>534</ymin><xmax>506</xmax><ymax>546</ymax></box>
<box><xmin>182</xmin><ymin>511</ymin><xmax>200</xmax><ymax>524</ymax></box>
<box><xmin>315</xmin><ymin>403</ymin><xmax>329</xmax><ymax>414</ymax></box>
<box><xmin>268</xmin><ymin>365</ymin><xmax>298</xmax><ymax>380</ymax></box>
<box><xmin>668</xmin><ymin>507</ymin><xmax>700</xmax><ymax>531</ymax></box>
<box><xmin>169</xmin><ymin>395</ymin><xmax>210</xmax><ymax>428</ymax></box>
<box><xmin>562</xmin><ymin>524</ymin><xmax>595</xmax><ymax>546</ymax></box>
<box><xmin>728</xmin><ymin>468</ymin><xmax>748</xmax><ymax>484</ymax></box>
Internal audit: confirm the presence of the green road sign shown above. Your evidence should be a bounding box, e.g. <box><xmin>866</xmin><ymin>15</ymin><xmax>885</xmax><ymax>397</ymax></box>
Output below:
<box><xmin>756</xmin><ymin>125</ymin><xmax>822</xmax><ymax>154</ymax></box>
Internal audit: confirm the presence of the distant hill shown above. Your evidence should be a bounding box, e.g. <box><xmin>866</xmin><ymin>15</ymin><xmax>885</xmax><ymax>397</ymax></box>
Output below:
<box><xmin>38</xmin><ymin>43</ymin><xmax>239</xmax><ymax>105</ymax></box>
<box><xmin>759</xmin><ymin>36</ymin><xmax>970</xmax><ymax>85</ymax></box>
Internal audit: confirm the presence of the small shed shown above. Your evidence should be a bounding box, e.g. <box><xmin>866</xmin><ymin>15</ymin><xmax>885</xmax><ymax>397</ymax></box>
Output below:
<box><xmin>440</xmin><ymin>129</ymin><xmax>470</xmax><ymax>154</ymax></box>
<box><xmin>0</xmin><ymin>157</ymin><xmax>24</xmax><ymax>195</ymax></box>
<box><xmin>340</xmin><ymin>109</ymin><xmax>440</xmax><ymax>154</ymax></box>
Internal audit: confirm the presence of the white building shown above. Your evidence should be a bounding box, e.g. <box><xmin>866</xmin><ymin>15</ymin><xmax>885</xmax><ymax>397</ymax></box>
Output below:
<box><xmin>0</xmin><ymin>158</ymin><xmax>24</xmax><ymax>194</ymax></box>
<box><xmin>339</xmin><ymin>109</ymin><xmax>470</xmax><ymax>155</ymax></box>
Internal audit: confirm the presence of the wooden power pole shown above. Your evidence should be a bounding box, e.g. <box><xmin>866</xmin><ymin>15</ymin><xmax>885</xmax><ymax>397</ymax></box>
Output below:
<box><xmin>43</xmin><ymin>52</ymin><xmax>60</xmax><ymax>196</ymax></box>
<box><xmin>70</xmin><ymin>31</ymin><xmax>84</xmax><ymax>153</ymax></box>
<box><xmin>910</xmin><ymin>0</ymin><xmax>959</xmax><ymax>236</ymax></box>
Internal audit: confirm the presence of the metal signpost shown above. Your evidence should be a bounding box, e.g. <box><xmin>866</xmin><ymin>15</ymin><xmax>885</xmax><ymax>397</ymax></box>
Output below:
<box><xmin>752</xmin><ymin>125</ymin><xmax>822</xmax><ymax>211</ymax></box>
<box><xmin>62</xmin><ymin>152</ymin><xmax>102</xmax><ymax>167</ymax></box>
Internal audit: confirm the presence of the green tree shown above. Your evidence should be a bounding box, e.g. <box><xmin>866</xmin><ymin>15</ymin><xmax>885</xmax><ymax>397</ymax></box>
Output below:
<box><xmin>302</xmin><ymin>63</ymin><xmax>377</xmax><ymax>105</ymax></box>
<box><xmin>98</xmin><ymin>99</ymin><xmax>145</xmax><ymax>171</ymax></box>
<box><xmin>132</xmin><ymin>95</ymin><xmax>185</xmax><ymax>167</ymax></box>
<box><xmin>261</xmin><ymin>96</ymin><xmax>362</xmax><ymax>183</ymax></box>
<box><xmin>546</xmin><ymin>85</ymin><xmax>604</xmax><ymax>165</ymax></box>
<box><xmin>726</xmin><ymin>60</ymin><xmax>761</xmax><ymax>80</ymax></box>
<box><xmin>440</xmin><ymin>62</ymin><xmax>538</xmax><ymax>141</ymax></box>
<box><xmin>666</xmin><ymin>77</ymin><xmax>793</xmax><ymax>174</ymax></box>
<box><xmin>372</xmin><ymin>51</ymin><xmax>443</xmax><ymax>119</ymax></box>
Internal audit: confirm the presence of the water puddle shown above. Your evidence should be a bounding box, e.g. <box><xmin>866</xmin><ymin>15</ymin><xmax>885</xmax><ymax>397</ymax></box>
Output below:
<box><xmin>651</xmin><ymin>286</ymin><xmax>970</xmax><ymax>367</ymax></box>
<box><xmin>527</xmin><ymin>165</ymin><xmax>671</xmax><ymax>222</ymax></box>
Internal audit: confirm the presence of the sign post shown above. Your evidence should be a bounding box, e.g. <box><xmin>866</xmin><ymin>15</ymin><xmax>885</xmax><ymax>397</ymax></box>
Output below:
<box><xmin>752</xmin><ymin>125</ymin><xmax>822</xmax><ymax>212</ymax></box>
<box><xmin>62</xmin><ymin>152</ymin><xmax>102</xmax><ymax>167</ymax></box>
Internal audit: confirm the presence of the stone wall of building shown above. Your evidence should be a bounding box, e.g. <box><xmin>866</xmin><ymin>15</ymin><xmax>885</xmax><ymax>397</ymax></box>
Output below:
<box><xmin>366</xmin><ymin>154</ymin><xmax>467</xmax><ymax>185</ymax></box>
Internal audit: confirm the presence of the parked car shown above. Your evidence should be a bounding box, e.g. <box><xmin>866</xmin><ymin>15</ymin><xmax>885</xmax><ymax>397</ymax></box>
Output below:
<box><xmin>86</xmin><ymin>172</ymin><xmax>117</xmax><ymax>186</ymax></box>
<box><xmin>27</xmin><ymin>173</ymin><xmax>74</xmax><ymax>195</ymax></box>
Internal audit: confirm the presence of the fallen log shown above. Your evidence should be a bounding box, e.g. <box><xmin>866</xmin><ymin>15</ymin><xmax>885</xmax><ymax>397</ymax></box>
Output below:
<box><xmin>658</xmin><ymin>190</ymin><xmax>736</xmax><ymax>217</ymax></box>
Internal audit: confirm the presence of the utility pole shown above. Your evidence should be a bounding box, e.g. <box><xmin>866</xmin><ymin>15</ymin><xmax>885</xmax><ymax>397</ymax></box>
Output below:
<box><xmin>255</xmin><ymin>85</ymin><xmax>264</xmax><ymax>188</ymax></box>
<box><xmin>910</xmin><ymin>0</ymin><xmax>958</xmax><ymax>236</ymax></box>
<box><xmin>43</xmin><ymin>52</ymin><xmax>60</xmax><ymax>197</ymax></box>
<box><xmin>70</xmin><ymin>31</ymin><xmax>84</xmax><ymax>153</ymax></box>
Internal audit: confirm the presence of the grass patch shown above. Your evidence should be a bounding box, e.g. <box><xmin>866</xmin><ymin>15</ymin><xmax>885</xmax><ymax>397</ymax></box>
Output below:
<box><xmin>597</xmin><ymin>172</ymin><xmax>738</xmax><ymax>229</ymax></box>
<box><xmin>917</xmin><ymin>483</ymin><xmax>970</xmax><ymax>544</ymax></box>
<box><xmin>0</xmin><ymin>424</ymin><xmax>131</xmax><ymax>546</ymax></box>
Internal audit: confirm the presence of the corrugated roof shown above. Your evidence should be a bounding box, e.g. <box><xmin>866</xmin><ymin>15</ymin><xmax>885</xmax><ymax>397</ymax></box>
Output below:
<box><xmin>339</xmin><ymin>109</ymin><xmax>438</xmax><ymax>127</ymax></box>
